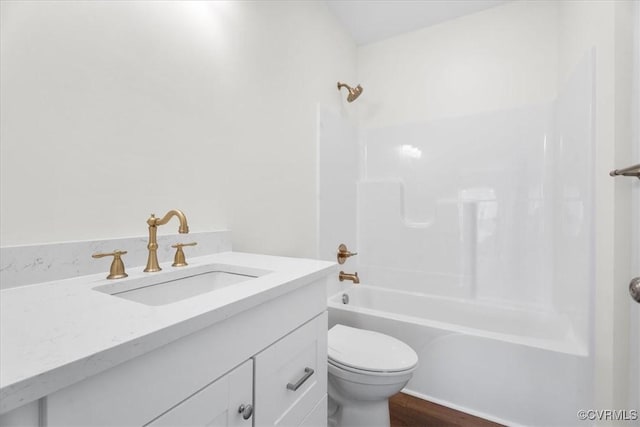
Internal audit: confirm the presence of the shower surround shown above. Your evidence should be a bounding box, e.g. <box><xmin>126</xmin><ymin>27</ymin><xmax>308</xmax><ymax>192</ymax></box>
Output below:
<box><xmin>319</xmin><ymin>48</ymin><xmax>594</xmax><ymax>426</ymax></box>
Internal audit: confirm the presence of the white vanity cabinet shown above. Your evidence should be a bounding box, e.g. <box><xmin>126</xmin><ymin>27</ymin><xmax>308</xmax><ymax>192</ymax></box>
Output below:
<box><xmin>0</xmin><ymin>277</ymin><xmax>329</xmax><ymax>427</ymax></box>
<box><xmin>254</xmin><ymin>313</ymin><xmax>327</xmax><ymax>427</ymax></box>
<box><xmin>147</xmin><ymin>360</ymin><xmax>253</xmax><ymax>427</ymax></box>
<box><xmin>147</xmin><ymin>311</ymin><xmax>329</xmax><ymax>427</ymax></box>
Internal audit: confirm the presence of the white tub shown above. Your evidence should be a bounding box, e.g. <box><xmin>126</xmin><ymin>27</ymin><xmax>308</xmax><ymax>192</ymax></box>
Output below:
<box><xmin>328</xmin><ymin>285</ymin><xmax>592</xmax><ymax>427</ymax></box>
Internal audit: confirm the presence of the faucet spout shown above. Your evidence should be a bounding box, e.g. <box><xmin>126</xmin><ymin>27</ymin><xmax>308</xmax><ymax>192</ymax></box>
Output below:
<box><xmin>150</xmin><ymin>209</ymin><xmax>189</xmax><ymax>233</ymax></box>
<box><xmin>144</xmin><ymin>209</ymin><xmax>189</xmax><ymax>272</ymax></box>
<box><xmin>339</xmin><ymin>271</ymin><xmax>360</xmax><ymax>284</ymax></box>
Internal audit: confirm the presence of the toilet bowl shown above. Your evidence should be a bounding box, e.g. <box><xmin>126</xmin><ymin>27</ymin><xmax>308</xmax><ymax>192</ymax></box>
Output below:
<box><xmin>327</xmin><ymin>324</ymin><xmax>418</xmax><ymax>427</ymax></box>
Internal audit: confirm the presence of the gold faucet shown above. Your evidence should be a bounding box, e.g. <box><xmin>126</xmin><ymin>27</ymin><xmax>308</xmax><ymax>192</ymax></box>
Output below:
<box><xmin>144</xmin><ymin>209</ymin><xmax>189</xmax><ymax>272</ymax></box>
<box><xmin>171</xmin><ymin>242</ymin><xmax>197</xmax><ymax>267</ymax></box>
<box><xmin>92</xmin><ymin>250</ymin><xmax>128</xmax><ymax>279</ymax></box>
<box><xmin>339</xmin><ymin>271</ymin><xmax>360</xmax><ymax>284</ymax></box>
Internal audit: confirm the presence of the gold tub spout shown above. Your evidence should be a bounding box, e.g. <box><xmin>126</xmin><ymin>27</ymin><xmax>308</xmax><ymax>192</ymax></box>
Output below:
<box><xmin>339</xmin><ymin>271</ymin><xmax>360</xmax><ymax>284</ymax></box>
<box><xmin>144</xmin><ymin>209</ymin><xmax>189</xmax><ymax>272</ymax></box>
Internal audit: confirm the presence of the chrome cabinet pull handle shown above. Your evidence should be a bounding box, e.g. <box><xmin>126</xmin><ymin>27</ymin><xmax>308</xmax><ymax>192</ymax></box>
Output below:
<box><xmin>286</xmin><ymin>367</ymin><xmax>314</xmax><ymax>391</ymax></box>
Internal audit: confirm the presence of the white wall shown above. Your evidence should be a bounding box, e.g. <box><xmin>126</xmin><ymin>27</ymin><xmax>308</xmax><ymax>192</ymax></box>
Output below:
<box><xmin>0</xmin><ymin>1</ymin><xmax>357</xmax><ymax>258</ymax></box>
<box><xmin>356</xmin><ymin>0</ymin><xmax>559</xmax><ymax>127</ymax></box>
<box><xmin>630</xmin><ymin>0</ymin><xmax>640</xmax><ymax>411</ymax></box>
<box><xmin>557</xmin><ymin>0</ymin><xmax>635</xmax><ymax>412</ymax></box>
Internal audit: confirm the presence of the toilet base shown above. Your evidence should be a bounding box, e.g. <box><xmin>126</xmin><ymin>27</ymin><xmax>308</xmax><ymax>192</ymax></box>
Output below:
<box><xmin>328</xmin><ymin>394</ymin><xmax>390</xmax><ymax>427</ymax></box>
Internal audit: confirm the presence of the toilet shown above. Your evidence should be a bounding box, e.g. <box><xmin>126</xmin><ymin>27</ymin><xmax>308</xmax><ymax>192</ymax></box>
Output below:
<box><xmin>327</xmin><ymin>324</ymin><xmax>419</xmax><ymax>427</ymax></box>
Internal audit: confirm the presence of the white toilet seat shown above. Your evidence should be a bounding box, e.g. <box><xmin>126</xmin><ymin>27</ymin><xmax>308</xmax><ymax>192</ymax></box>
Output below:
<box><xmin>328</xmin><ymin>358</ymin><xmax>415</xmax><ymax>377</ymax></box>
<box><xmin>328</xmin><ymin>324</ymin><xmax>418</xmax><ymax>374</ymax></box>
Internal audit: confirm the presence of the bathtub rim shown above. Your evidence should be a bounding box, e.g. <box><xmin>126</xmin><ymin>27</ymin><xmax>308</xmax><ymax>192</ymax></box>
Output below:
<box><xmin>328</xmin><ymin>285</ymin><xmax>588</xmax><ymax>357</ymax></box>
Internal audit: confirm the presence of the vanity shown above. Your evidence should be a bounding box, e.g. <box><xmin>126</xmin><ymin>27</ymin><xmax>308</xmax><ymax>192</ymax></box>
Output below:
<box><xmin>0</xmin><ymin>240</ymin><xmax>335</xmax><ymax>426</ymax></box>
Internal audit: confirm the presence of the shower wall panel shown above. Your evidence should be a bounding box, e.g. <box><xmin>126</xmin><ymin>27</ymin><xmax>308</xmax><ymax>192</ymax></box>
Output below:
<box><xmin>356</xmin><ymin>52</ymin><xmax>594</xmax><ymax>346</ymax></box>
<box><xmin>359</xmin><ymin>104</ymin><xmax>554</xmax><ymax>309</ymax></box>
<box><xmin>552</xmin><ymin>52</ymin><xmax>595</xmax><ymax>342</ymax></box>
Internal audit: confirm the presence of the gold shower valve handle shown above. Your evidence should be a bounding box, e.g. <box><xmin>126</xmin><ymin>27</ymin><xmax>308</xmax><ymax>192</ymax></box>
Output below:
<box><xmin>171</xmin><ymin>242</ymin><xmax>197</xmax><ymax>267</ymax></box>
<box><xmin>337</xmin><ymin>243</ymin><xmax>358</xmax><ymax>265</ymax></box>
<box><xmin>92</xmin><ymin>250</ymin><xmax>128</xmax><ymax>280</ymax></box>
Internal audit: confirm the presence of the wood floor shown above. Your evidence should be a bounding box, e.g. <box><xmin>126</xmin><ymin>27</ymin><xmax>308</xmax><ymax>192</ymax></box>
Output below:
<box><xmin>389</xmin><ymin>393</ymin><xmax>504</xmax><ymax>427</ymax></box>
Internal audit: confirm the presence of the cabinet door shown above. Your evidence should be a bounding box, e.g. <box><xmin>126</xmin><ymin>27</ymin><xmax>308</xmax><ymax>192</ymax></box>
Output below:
<box><xmin>146</xmin><ymin>359</ymin><xmax>253</xmax><ymax>427</ymax></box>
<box><xmin>299</xmin><ymin>395</ymin><xmax>327</xmax><ymax>427</ymax></box>
<box><xmin>254</xmin><ymin>312</ymin><xmax>327</xmax><ymax>427</ymax></box>
<box><xmin>0</xmin><ymin>401</ymin><xmax>40</xmax><ymax>427</ymax></box>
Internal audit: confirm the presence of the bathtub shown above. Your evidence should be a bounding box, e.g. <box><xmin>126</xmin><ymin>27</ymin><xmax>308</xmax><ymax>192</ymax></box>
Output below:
<box><xmin>328</xmin><ymin>285</ymin><xmax>592</xmax><ymax>427</ymax></box>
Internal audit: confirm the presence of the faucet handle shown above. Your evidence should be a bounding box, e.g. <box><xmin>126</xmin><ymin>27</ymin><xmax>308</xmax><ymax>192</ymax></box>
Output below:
<box><xmin>171</xmin><ymin>242</ymin><xmax>197</xmax><ymax>267</ymax></box>
<box><xmin>337</xmin><ymin>243</ymin><xmax>358</xmax><ymax>265</ymax></box>
<box><xmin>92</xmin><ymin>250</ymin><xmax>128</xmax><ymax>280</ymax></box>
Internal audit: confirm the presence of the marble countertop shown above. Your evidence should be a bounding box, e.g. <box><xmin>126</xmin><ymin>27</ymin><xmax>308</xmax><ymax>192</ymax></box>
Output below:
<box><xmin>0</xmin><ymin>251</ymin><xmax>336</xmax><ymax>414</ymax></box>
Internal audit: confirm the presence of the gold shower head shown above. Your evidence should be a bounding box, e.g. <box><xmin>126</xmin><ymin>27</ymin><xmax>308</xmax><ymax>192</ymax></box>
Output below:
<box><xmin>337</xmin><ymin>81</ymin><xmax>363</xmax><ymax>102</ymax></box>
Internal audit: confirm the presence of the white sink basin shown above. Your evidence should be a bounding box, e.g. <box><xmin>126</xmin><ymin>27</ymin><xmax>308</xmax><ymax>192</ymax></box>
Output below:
<box><xmin>93</xmin><ymin>264</ymin><xmax>269</xmax><ymax>306</ymax></box>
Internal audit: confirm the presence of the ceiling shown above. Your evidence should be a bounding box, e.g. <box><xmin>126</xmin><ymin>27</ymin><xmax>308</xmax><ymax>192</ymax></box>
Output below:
<box><xmin>326</xmin><ymin>0</ymin><xmax>511</xmax><ymax>45</ymax></box>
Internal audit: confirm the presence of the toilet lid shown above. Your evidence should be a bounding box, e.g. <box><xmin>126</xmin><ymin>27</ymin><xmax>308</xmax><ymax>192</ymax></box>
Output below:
<box><xmin>328</xmin><ymin>324</ymin><xmax>418</xmax><ymax>373</ymax></box>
